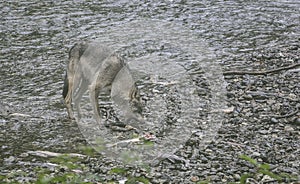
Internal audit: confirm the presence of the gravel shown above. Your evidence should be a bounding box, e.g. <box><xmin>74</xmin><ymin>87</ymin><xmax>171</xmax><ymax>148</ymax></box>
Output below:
<box><xmin>1</xmin><ymin>45</ymin><xmax>299</xmax><ymax>184</ymax></box>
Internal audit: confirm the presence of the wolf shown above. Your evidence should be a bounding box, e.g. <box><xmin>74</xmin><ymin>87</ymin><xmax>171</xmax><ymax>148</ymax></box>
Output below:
<box><xmin>62</xmin><ymin>41</ymin><xmax>144</xmax><ymax>124</ymax></box>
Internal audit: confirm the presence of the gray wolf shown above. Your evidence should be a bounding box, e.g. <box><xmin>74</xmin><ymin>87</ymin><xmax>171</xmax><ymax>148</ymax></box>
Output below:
<box><xmin>62</xmin><ymin>41</ymin><xmax>143</xmax><ymax>124</ymax></box>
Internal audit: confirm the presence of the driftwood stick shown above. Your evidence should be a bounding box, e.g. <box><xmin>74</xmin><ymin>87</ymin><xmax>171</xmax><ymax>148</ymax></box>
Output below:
<box><xmin>223</xmin><ymin>63</ymin><xmax>300</xmax><ymax>76</ymax></box>
<box><xmin>27</xmin><ymin>150</ymin><xmax>86</xmax><ymax>158</ymax></box>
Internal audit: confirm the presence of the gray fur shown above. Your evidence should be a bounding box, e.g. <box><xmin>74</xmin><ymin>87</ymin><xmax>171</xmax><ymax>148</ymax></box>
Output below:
<box><xmin>63</xmin><ymin>41</ymin><xmax>143</xmax><ymax>124</ymax></box>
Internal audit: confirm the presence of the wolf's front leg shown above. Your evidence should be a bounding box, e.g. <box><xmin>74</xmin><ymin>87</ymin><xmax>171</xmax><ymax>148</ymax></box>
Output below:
<box><xmin>73</xmin><ymin>78</ymin><xmax>89</xmax><ymax>120</ymax></box>
<box><xmin>89</xmin><ymin>82</ymin><xmax>101</xmax><ymax>124</ymax></box>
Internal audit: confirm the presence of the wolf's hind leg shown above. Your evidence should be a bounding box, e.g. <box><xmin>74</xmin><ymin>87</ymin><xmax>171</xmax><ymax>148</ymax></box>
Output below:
<box><xmin>63</xmin><ymin>73</ymin><xmax>74</xmax><ymax>119</ymax></box>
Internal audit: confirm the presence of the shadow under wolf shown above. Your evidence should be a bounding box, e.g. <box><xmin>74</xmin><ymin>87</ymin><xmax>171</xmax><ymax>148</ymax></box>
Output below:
<box><xmin>62</xmin><ymin>41</ymin><xmax>144</xmax><ymax>125</ymax></box>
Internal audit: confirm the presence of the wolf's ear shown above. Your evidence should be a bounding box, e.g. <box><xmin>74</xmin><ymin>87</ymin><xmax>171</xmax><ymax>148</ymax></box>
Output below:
<box><xmin>78</xmin><ymin>41</ymin><xmax>88</xmax><ymax>57</ymax></box>
<box><xmin>68</xmin><ymin>41</ymin><xmax>88</xmax><ymax>59</ymax></box>
<box><xmin>68</xmin><ymin>43</ymin><xmax>78</xmax><ymax>59</ymax></box>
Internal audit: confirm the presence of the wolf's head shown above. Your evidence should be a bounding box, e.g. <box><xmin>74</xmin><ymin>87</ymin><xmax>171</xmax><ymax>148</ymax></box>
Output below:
<box><xmin>111</xmin><ymin>65</ymin><xmax>145</xmax><ymax>124</ymax></box>
<box><xmin>126</xmin><ymin>84</ymin><xmax>144</xmax><ymax>123</ymax></box>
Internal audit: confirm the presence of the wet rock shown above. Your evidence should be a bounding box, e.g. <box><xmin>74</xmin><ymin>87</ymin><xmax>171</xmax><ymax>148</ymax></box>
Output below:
<box><xmin>243</xmin><ymin>94</ymin><xmax>253</xmax><ymax>100</ymax></box>
<box><xmin>4</xmin><ymin>156</ymin><xmax>16</xmax><ymax>165</ymax></box>
<box><xmin>233</xmin><ymin>173</ymin><xmax>240</xmax><ymax>180</ymax></box>
<box><xmin>251</xmin><ymin>151</ymin><xmax>261</xmax><ymax>157</ymax></box>
<box><xmin>190</xmin><ymin>175</ymin><xmax>199</xmax><ymax>182</ymax></box>
<box><xmin>270</xmin><ymin>117</ymin><xmax>279</xmax><ymax>123</ymax></box>
<box><xmin>284</xmin><ymin>125</ymin><xmax>294</xmax><ymax>132</ymax></box>
<box><xmin>293</xmin><ymin>117</ymin><xmax>300</xmax><ymax>125</ymax></box>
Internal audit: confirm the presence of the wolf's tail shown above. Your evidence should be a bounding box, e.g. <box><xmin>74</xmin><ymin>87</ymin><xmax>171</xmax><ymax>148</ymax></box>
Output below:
<box><xmin>62</xmin><ymin>72</ymin><xmax>68</xmax><ymax>99</ymax></box>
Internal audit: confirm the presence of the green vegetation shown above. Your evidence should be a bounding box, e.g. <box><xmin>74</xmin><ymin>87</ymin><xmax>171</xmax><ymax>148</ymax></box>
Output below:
<box><xmin>237</xmin><ymin>154</ymin><xmax>297</xmax><ymax>184</ymax></box>
<box><xmin>0</xmin><ymin>153</ymin><xmax>298</xmax><ymax>183</ymax></box>
<box><xmin>0</xmin><ymin>145</ymin><xmax>150</xmax><ymax>184</ymax></box>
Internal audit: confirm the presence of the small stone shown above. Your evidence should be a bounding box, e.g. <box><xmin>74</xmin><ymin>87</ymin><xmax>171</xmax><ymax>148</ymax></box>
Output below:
<box><xmin>293</xmin><ymin>118</ymin><xmax>300</xmax><ymax>125</ymax></box>
<box><xmin>222</xmin><ymin>106</ymin><xmax>235</xmax><ymax>113</ymax></box>
<box><xmin>252</xmin><ymin>151</ymin><xmax>261</xmax><ymax>157</ymax></box>
<box><xmin>261</xmin><ymin>175</ymin><xmax>273</xmax><ymax>183</ymax></box>
<box><xmin>221</xmin><ymin>178</ymin><xmax>227</xmax><ymax>183</ymax></box>
<box><xmin>19</xmin><ymin>152</ymin><xmax>29</xmax><ymax>157</ymax></box>
<box><xmin>284</xmin><ymin>125</ymin><xmax>294</xmax><ymax>132</ymax></box>
<box><xmin>258</xmin><ymin>130</ymin><xmax>268</xmax><ymax>135</ymax></box>
<box><xmin>205</xmin><ymin>149</ymin><xmax>213</xmax><ymax>153</ymax></box>
<box><xmin>243</xmin><ymin>94</ymin><xmax>253</xmax><ymax>100</ymax></box>
<box><xmin>190</xmin><ymin>176</ymin><xmax>199</xmax><ymax>182</ymax></box>
<box><xmin>177</xmin><ymin>118</ymin><xmax>183</xmax><ymax>123</ymax></box>
<box><xmin>4</xmin><ymin>156</ymin><xmax>15</xmax><ymax>164</ymax></box>
<box><xmin>270</xmin><ymin>117</ymin><xmax>278</xmax><ymax>123</ymax></box>
<box><xmin>288</xmin><ymin>93</ymin><xmax>298</xmax><ymax>101</ymax></box>
<box><xmin>241</xmin><ymin>122</ymin><xmax>249</xmax><ymax>126</ymax></box>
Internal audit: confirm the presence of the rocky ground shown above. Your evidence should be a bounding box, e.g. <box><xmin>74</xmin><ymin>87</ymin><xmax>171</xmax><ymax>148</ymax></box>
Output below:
<box><xmin>1</xmin><ymin>45</ymin><xmax>299</xmax><ymax>184</ymax></box>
